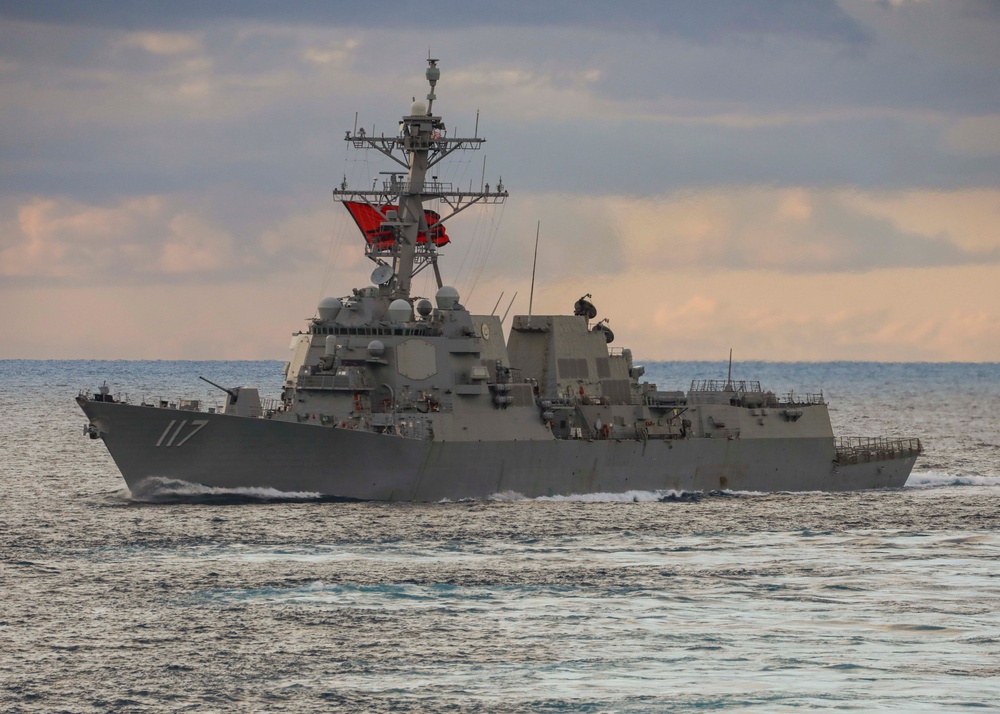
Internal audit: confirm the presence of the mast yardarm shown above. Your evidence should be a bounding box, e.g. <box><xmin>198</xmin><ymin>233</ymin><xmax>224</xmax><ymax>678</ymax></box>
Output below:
<box><xmin>332</xmin><ymin>59</ymin><xmax>508</xmax><ymax>298</ymax></box>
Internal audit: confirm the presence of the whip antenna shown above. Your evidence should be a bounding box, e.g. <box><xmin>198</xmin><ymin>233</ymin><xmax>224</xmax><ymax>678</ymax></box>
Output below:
<box><xmin>491</xmin><ymin>291</ymin><xmax>505</xmax><ymax>316</ymax></box>
<box><xmin>529</xmin><ymin>221</ymin><xmax>540</xmax><ymax>318</ymax></box>
<box><xmin>501</xmin><ymin>291</ymin><xmax>518</xmax><ymax>324</ymax></box>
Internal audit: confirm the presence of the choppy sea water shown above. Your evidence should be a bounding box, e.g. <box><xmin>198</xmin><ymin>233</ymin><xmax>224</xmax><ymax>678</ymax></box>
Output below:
<box><xmin>2</xmin><ymin>359</ymin><xmax>999</xmax><ymax>712</ymax></box>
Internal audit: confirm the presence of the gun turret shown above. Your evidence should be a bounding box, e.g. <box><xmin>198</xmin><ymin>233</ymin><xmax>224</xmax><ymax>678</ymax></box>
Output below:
<box><xmin>199</xmin><ymin>375</ymin><xmax>238</xmax><ymax>402</ymax></box>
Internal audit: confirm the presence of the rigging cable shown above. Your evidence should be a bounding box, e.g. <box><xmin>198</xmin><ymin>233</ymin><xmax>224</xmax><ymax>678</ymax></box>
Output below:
<box><xmin>465</xmin><ymin>199</ymin><xmax>506</xmax><ymax>305</ymax></box>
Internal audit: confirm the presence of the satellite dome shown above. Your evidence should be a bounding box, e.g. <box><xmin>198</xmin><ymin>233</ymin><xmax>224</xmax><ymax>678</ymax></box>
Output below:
<box><xmin>410</xmin><ymin>100</ymin><xmax>427</xmax><ymax>116</ymax></box>
<box><xmin>416</xmin><ymin>298</ymin><xmax>433</xmax><ymax>317</ymax></box>
<box><xmin>317</xmin><ymin>297</ymin><xmax>343</xmax><ymax>321</ymax></box>
<box><xmin>368</xmin><ymin>339</ymin><xmax>385</xmax><ymax>357</ymax></box>
<box><xmin>388</xmin><ymin>298</ymin><xmax>412</xmax><ymax>322</ymax></box>
<box><xmin>436</xmin><ymin>286</ymin><xmax>459</xmax><ymax>310</ymax></box>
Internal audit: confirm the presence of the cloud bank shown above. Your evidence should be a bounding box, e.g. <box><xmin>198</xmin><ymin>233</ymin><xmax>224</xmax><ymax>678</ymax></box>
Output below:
<box><xmin>1</xmin><ymin>1</ymin><xmax>998</xmax><ymax>360</ymax></box>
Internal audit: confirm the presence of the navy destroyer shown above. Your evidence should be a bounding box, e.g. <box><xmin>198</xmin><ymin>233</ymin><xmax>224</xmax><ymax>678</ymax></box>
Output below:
<box><xmin>77</xmin><ymin>59</ymin><xmax>922</xmax><ymax>500</ymax></box>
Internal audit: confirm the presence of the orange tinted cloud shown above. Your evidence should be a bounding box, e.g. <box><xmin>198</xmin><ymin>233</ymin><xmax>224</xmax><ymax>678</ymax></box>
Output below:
<box><xmin>500</xmin><ymin>264</ymin><xmax>1000</xmax><ymax>362</ymax></box>
<box><xmin>6</xmin><ymin>187</ymin><xmax>998</xmax><ymax>361</ymax></box>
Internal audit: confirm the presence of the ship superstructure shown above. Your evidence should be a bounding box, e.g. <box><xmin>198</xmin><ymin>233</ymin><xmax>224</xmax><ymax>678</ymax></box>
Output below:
<box><xmin>77</xmin><ymin>60</ymin><xmax>921</xmax><ymax>500</ymax></box>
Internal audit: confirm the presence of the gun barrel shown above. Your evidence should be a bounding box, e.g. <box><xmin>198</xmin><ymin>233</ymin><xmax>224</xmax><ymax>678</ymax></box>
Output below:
<box><xmin>199</xmin><ymin>375</ymin><xmax>238</xmax><ymax>400</ymax></box>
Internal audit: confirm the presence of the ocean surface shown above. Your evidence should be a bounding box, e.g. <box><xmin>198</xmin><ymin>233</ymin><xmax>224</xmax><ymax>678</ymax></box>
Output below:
<box><xmin>2</xmin><ymin>359</ymin><xmax>999</xmax><ymax>712</ymax></box>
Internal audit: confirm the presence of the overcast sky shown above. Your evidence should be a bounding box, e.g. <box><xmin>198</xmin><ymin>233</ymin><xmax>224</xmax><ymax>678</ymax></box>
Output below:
<box><xmin>2</xmin><ymin>1</ymin><xmax>999</xmax><ymax>361</ymax></box>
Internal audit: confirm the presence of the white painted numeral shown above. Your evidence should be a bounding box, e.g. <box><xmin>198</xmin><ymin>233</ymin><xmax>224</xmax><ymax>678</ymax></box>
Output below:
<box><xmin>165</xmin><ymin>420</ymin><xmax>186</xmax><ymax>446</ymax></box>
<box><xmin>175</xmin><ymin>420</ymin><xmax>209</xmax><ymax>446</ymax></box>
<box><xmin>155</xmin><ymin>420</ymin><xmax>176</xmax><ymax>447</ymax></box>
<box><xmin>156</xmin><ymin>419</ymin><xmax>209</xmax><ymax>447</ymax></box>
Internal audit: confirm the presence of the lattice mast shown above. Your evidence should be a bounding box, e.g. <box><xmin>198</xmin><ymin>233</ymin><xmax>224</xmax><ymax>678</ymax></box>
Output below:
<box><xmin>332</xmin><ymin>59</ymin><xmax>508</xmax><ymax>299</ymax></box>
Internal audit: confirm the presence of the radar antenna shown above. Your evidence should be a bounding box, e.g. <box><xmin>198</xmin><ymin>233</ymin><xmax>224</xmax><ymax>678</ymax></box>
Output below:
<box><xmin>332</xmin><ymin>59</ymin><xmax>508</xmax><ymax>298</ymax></box>
<box><xmin>574</xmin><ymin>294</ymin><xmax>597</xmax><ymax>321</ymax></box>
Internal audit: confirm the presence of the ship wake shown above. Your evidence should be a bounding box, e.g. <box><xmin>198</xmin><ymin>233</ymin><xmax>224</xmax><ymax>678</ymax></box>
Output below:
<box><xmin>126</xmin><ymin>477</ymin><xmax>346</xmax><ymax>504</ymax></box>
<box><xmin>904</xmin><ymin>471</ymin><xmax>1000</xmax><ymax>489</ymax></box>
<box><xmin>486</xmin><ymin>489</ymin><xmax>760</xmax><ymax>503</ymax></box>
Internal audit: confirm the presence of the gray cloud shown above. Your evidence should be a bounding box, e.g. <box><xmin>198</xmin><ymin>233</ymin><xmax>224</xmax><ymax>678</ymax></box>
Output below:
<box><xmin>0</xmin><ymin>1</ymin><xmax>998</xmax><ymax>290</ymax></box>
<box><xmin>0</xmin><ymin>0</ymin><xmax>871</xmax><ymax>45</ymax></box>
<box><xmin>1</xmin><ymin>37</ymin><xmax>995</xmax><ymax>204</ymax></box>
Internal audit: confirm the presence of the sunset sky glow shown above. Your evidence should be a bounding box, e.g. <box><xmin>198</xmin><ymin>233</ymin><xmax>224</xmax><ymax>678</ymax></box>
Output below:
<box><xmin>1</xmin><ymin>1</ymin><xmax>999</xmax><ymax>361</ymax></box>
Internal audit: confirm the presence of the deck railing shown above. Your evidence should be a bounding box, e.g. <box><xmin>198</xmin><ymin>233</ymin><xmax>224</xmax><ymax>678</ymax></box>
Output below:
<box><xmin>835</xmin><ymin>437</ymin><xmax>923</xmax><ymax>464</ymax></box>
<box><xmin>689</xmin><ymin>379</ymin><xmax>763</xmax><ymax>394</ymax></box>
<box><xmin>781</xmin><ymin>391</ymin><xmax>825</xmax><ymax>406</ymax></box>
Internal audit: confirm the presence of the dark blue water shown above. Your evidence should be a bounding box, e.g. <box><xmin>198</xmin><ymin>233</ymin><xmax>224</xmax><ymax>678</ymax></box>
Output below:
<box><xmin>2</xmin><ymin>360</ymin><xmax>999</xmax><ymax>711</ymax></box>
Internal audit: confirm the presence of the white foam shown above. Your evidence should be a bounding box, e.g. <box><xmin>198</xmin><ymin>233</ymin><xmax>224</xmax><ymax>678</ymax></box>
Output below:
<box><xmin>489</xmin><ymin>489</ymin><xmax>703</xmax><ymax>503</ymax></box>
<box><xmin>129</xmin><ymin>476</ymin><xmax>324</xmax><ymax>501</ymax></box>
<box><xmin>904</xmin><ymin>471</ymin><xmax>1000</xmax><ymax>489</ymax></box>
<box><xmin>535</xmin><ymin>489</ymin><xmax>678</xmax><ymax>503</ymax></box>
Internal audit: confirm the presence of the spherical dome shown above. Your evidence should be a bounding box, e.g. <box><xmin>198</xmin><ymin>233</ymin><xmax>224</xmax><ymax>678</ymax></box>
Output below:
<box><xmin>317</xmin><ymin>297</ymin><xmax>343</xmax><ymax>321</ymax></box>
<box><xmin>416</xmin><ymin>298</ymin><xmax>433</xmax><ymax>317</ymax></box>
<box><xmin>368</xmin><ymin>339</ymin><xmax>385</xmax><ymax>357</ymax></box>
<box><xmin>410</xmin><ymin>100</ymin><xmax>427</xmax><ymax>116</ymax></box>
<box><xmin>388</xmin><ymin>298</ymin><xmax>412</xmax><ymax>322</ymax></box>
<box><xmin>435</xmin><ymin>286</ymin><xmax>460</xmax><ymax>310</ymax></box>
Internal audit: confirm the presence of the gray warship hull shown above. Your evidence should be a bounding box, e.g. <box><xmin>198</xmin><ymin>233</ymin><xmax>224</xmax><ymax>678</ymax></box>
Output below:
<box><xmin>76</xmin><ymin>60</ymin><xmax>922</xmax><ymax>498</ymax></box>
<box><xmin>78</xmin><ymin>397</ymin><xmax>918</xmax><ymax>500</ymax></box>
